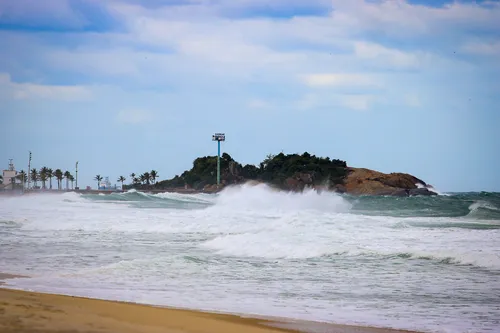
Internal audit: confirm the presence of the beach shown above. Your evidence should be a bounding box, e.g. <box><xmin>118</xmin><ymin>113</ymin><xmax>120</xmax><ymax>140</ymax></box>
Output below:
<box><xmin>0</xmin><ymin>284</ymin><xmax>419</xmax><ymax>333</ymax></box>
<box><xmin>1</xmin><ymin>189</ymin><xmax>499</xmax><ymax>332</ymax></box>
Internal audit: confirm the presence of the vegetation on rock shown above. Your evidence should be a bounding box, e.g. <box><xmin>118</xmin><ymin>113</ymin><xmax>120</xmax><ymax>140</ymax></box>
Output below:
<box><xmin>125</xmin><ymin>151</ymin><xmax>435</xmax><ymax>196</ymax></box>
<box><xmin>153</xmin><ymin>152</ymin><xmax>347</xmax><ymax>191</ymax></box>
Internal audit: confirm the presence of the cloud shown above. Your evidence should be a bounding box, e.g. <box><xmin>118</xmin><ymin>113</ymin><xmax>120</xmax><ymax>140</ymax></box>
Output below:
<box><xmin>301</xmin><ymin>73</ymin><xmax>378</xmax><ymax>88</ymax></box>
<box><xmin>116</xmin><ymin>109</ymin><xmax>154</xmax><ymax>124</ymax></box>
<box><xmin>462</xmin><ymin>41</ymin><xmax>500</xmax><ymax>57</ymax></box>
<box><xmin>294</xmin><ymin>92</ymin><xmax>377</xmax><ymax>112</ymax></box>
<box><xmin>0</xmin><ymin>0</ymin><xmax>87</xmax><ymax>29</ymax></box>
<box><xmin>331</xmin><ymin>0</ymin><xmax>500</xmax><ymax>37</ymax></box>
<box><xmin>340</xmin><ymin>95</ymin><xmax>376</xmax><ymax>111</ymax></box>
<box><xmin>247</xmin><ymin>99</ymin><xmax>272</xmax><ymax>109</ymax></box>
<box><xmin>0</xmin><ymin>73</ymin><xmax>92</xmax><ymax>101</ymax></box>
<box><xmin>353</xmin><ymin>42</ymin><xmax>422</xmax><ymax>69</ymax></box>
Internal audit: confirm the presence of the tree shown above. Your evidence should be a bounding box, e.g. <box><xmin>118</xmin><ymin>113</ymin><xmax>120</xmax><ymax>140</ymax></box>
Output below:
<box><xmin>117</xmin><ymin>176</ymin><xmax>126</xmax><ymax>188</ymax></box>
<box><xmin>0</xmin><ymin>175</ymin><xmax>3</xmax><ymax>184</ymax></box>
<box><xmin>150</xmin><ymin>170</ymin><xmax>158</xmax><ymax>184</ymax></box>
<box><xmin>39</xmin><ymin>167</ymin><xmax>49</xmax><ymax>189</ymax></box>
<box><xmin>54</xmin><ymin>169</ymin><xmax>64</xmax><ymax>190</ymax></box>
<box><xmin>69</xmin><ymin>175</ymin><xmax>75</xmax><ymax>190</ymax></box>
<box><xmin>156</xmin><ymin>152</ymin><xmax>348</xmax><ymax>190</ymax></box>
<box><xmin>64</xmin><ymin>171</ymin><xmax>71</xmax><ymax>190</ymax></box>
<box><xmin>16</xmin><ymin>170</ymin><xmax>27</xmax><ymax>188</ymax></box>
<box><xmin>94</xmin><ymin>175</ymin><xmax>103</xmax><ymax>189</ymax></box>
<box><xmin>31</xmin><ymin>168</ymin><xmax>38</xmax><ymax>188</ymax></box>
<box><xmin>47</xmin><ymin>168</ymin><xmax>54</xmax><ymax>190</ymax></box>
<box><xmin>130</xmin><ymin>173</ymin><xmax>136</xmax><ymax>184</ymax></box>
<box><xmin>138</xmin><ymin>172</ymin><xmax>151</xmax><ymax>186</ymax></box>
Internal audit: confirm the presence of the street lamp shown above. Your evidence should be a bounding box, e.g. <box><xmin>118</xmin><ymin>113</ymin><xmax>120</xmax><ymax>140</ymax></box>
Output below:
<box><xmin>212</xmin><ymin>133</ymin><xmax>225</xmax><ymax>185</ymax></box>
<box><xmin>75</xmin><ymin>161</ymin><xmax>79</xmax><ymax>190</ymax></box>
<box><xmin>27</xmin><ymin>151</ymin><xmax>31</xmax><ymax>191</ymax></box>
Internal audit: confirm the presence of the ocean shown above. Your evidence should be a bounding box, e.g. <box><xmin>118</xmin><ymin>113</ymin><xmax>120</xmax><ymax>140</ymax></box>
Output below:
<box><xmin>1</xmin><ymin>185</ymin><xmax>499</xmax><ymax>333</ymax></box>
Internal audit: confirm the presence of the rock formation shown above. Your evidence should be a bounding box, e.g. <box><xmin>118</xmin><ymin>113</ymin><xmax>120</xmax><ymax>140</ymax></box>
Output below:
<box><xmin>342</xmin><ymin>168</ymin><xmax>437</xmax><ymax>196</ymax></box>
<box><xmin>148</xmin><ymin>152</ymin><xmax>438</xmax><ymax>197</ymax></box>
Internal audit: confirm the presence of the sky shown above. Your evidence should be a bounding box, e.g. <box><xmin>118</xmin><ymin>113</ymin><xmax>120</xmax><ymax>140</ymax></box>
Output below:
<box><xmin>0</xmin><ymin>0</ymin><xmax>499</xmax><ymax>192</ymax></box>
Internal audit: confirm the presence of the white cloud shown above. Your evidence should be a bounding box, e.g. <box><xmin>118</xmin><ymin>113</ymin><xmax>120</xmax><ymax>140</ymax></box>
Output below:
<box><xmin>247</xmin><ymin>99</ymin><xmax>272</xmax><ymax>109</ymax></box>
<box><xmin>462</xmin><ymin>41</ymin><xmax>500</xmax><ymax>57</ymax></box>
<box><xmin>116</xmin><ymin>109</ymin><xmax>154</xmax><ymax>124</ymax></box>
<box><xmin>0</xmin><ymin>73</ymin><xmax>92</xmax><ymax>101</ymax></box>
<box><xmin>353</xmin><ymin>42</ymin><xmax>422</xmax><ymax>69</ymax></box>
<box><xmin>331</xmin><ymin>0</ymin><xmax>500</xmax><ymax>36</ymax></box>
<box><xmin>2</xmin><ymin>0</ymin><xmax>475</xmax><ymax>91</ymax></box>
<box><xmin>0</xmin><ymin>0</ymin><xmax>496</xmax><ymax>115</ymax></box>
<box><xmin>294</xmin><ymin>92</ymin><xmax>376</xmax><ymax>111</ymax></box>
<box><xmin>340</xmin><ymin>95</ymin><xmax>376</xmax><ymax>111</ymax></box>
<box><xmin>301</xmin><ymin>73</ymin><xmax>378</xmax><ymax>88</ymax></box>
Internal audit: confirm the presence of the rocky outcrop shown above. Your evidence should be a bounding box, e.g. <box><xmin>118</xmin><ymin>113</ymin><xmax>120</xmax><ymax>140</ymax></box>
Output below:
<box><xmin>343</xmin><ymin>168</ymin><xmax>437</xmax><ymax>196</ymax></box>
<box><xmin>155</xmin><ymin>152</ymin><xmax>437</xmax><ymax>197</ymax></box>
<box><xmin>284</xmin><ymin>172</ymin><xmax>315</xmax><ymax>191</ymax></box>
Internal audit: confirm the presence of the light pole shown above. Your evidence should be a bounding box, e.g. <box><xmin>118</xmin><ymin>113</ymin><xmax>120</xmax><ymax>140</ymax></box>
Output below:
<box><xmin>212</xmin><ymin>133</ymin><xmax>225</xmax><ymax>186</ymax></box>
<box><xmin>27</xmin><ymin>151</ymin><xmax>31</xmax><ymax>191</ymax></box>
<box><xmin>75</xmin><ymin>161</ymin><xmax>79</xmax><ymax>190</ymax></box>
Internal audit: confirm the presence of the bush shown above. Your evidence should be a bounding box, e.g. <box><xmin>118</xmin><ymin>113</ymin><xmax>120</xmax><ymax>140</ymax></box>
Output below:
<box><xmin>157</xmin><ymin>152</ymin><xmax>347</xmax><ymax>189</ymax></box>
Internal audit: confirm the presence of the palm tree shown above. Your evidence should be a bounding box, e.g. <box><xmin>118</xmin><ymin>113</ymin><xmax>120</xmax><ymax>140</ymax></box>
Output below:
<box><xmin>40</xmin><ymin>167</ymin><xmax>49</xmax><ymax>189</ymax></box>
<box><xmin>16</xmin><ymin>170</ymin><xmax>27</xmax><ymax>188</ymax></box>
<box><xmin>117</xmin><ymin>176</ymin><xmax>126</xmax><ymax>189</ymax></box>
<box><xmin>47</xmin><ymin>168</ymin><xmax>53</xmax><ymax>190</ymax></box>
<box><xmin>69</xmin><ymin>175</ymin><xmax>75</xmax><ymax>190</ymax></box>
<box><xmin>54</xmin><ymin>169</ymin><xmax>64</xmax><ymax>190</ymax></box>
<box><xmin>133</xmin><ymin>177</ymin><xmax>139</xmax><ymax>185</ymax></box>
<box><xmin>130</xmin><ymin>173</ymin><xmax>136</xmax><ymax>183</ymax></box>
<box><xmin>64</xmin><ymin>171</ymin><xmax>71</xmax><ymax>190</ymax></box>
<box><xmin>30</xmin><ymin>168</ymin><xmax>38</xmax><ymax>188</ymax></box>
<box><xmin>150</xmin><ymin>170</ymin><xmax>158</xmax><ymax>184</ymax></box>
<box><xmin>143</xmin><ymin>172</ymin><xmax>151</xmax><ymax>185</ymax></box>
<box><xmin>94</xmin><ymin>175</ymin><xmax>103</xmax><ymax>189</ymax></box>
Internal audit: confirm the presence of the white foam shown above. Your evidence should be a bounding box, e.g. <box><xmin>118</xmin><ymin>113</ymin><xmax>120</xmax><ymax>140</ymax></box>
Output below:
<box><xmin>212</xmin><ymin>183</ymin><xmax>352</xmax><ymax>213</ymax></box>
<box><xmin>1</xmin><ymin>188</ymin><xmax>500</xmax><ymax>333</ymax></box>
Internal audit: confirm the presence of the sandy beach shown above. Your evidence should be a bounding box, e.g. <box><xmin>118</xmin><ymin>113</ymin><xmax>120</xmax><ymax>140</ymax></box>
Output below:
<box><xmin>0</xmin><ymin>281</ymin><xmax>420</xmax><ymax>333</ymax></box>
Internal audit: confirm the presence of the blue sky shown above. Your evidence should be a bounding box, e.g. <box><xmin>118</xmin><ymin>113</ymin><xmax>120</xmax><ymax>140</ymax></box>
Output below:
<box><xmin>1</xmin><ymin>0</ymin><xmax>499</xmax><ymax>192</ymax></box>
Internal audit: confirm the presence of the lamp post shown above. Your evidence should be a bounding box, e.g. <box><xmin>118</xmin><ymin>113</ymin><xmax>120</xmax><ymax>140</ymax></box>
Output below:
<box><xmin>212</xmin><ymin>133</ymin><xmax>225</xmax><ymax>186</ymax></box>
<box><xmin>27</xmin><ymin>151</ymin><xmax>31</xmax><ymax>191</ymax></box>
<box><xmin>75</xmin><ymin>161</ymin><xmax>79</xmax><ymax>190</ymax></box>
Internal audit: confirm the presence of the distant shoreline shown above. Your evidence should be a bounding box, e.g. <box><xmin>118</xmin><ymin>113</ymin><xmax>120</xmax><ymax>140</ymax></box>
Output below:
<box><xmin>0</xmin><ymin>188</ymin><xmax>206</xmax><ymax>196</ymax></box>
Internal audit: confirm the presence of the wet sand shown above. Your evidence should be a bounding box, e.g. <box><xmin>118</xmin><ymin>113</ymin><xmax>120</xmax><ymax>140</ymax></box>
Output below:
<box><xmin>0</xmin><ymin>273</ymin><xmax>28</xmax><ymax>285</ymax></box>
<box><xmin>0</xmin><ymin>275</ymin><xmax>421</xmax><ymax>333</ymax></box>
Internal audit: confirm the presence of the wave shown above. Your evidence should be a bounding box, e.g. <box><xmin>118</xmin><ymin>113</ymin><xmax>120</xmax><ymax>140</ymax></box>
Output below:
<box><xmin>81</xmin><ymin>189</ymin><xmax>214</xmax><ymax>209</ymax></box>
<box><xmin>200</xmin><ymin>233</ymin><xmax>500</xmax><ymax>269</ymax></box>
<box><xmin>467</xmin><ymin>201</ymin><xmax>500</xmax><ymax>220</ymax></box>
<box><xmin>211</xmin><ymin>183</ymin><xmax>352</xmax><ymax>213</ymax></box>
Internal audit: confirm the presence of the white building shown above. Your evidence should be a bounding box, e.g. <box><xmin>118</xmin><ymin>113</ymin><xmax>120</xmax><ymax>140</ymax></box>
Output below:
<box><xmin>99</xmin><ymin>176</ymin><xmax>112</xmax><ymax>190</ymax></box>
<box><xmin>1</xmin><ymin>159</ymin><xmax>19</xmax><ymax>190</ymax></box>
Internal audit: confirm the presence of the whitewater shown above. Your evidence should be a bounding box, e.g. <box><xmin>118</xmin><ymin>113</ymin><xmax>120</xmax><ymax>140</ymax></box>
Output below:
<box><xmin>1</xmin><ymin>185</ymin><xmax>500</xmax><ymax>333</ymax></box>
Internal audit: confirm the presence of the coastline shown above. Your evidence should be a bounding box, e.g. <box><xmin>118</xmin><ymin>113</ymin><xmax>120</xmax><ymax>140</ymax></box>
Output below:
<box><xmin>0</xmin><ymin>274</ymin><xmax>422</xmax><ymax>333</ymax></box>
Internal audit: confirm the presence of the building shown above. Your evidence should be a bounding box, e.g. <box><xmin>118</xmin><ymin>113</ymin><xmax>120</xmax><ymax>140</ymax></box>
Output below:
<box><xmin>1</xmin><ymin>159</ymin><xmax>19</xmax><ymax>190</ymax></box>
<box><xmin>98</xmin><ymin>176</ymin><xmax>117</xmax><ymax>190</ymax></box>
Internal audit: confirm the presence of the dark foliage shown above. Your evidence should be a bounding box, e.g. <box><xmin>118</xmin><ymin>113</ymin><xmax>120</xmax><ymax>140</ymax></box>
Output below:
<box><xmin>156</xmin><ymin>152</ymin><xmax>347</xmax><ymax>190</ymax></box>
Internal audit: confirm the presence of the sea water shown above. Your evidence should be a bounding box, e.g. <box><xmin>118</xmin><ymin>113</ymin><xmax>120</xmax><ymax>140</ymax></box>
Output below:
<box><xmin>1</xmin><ymin>185</ymin><xmax>499</xmax><ymax>333</ymax></box>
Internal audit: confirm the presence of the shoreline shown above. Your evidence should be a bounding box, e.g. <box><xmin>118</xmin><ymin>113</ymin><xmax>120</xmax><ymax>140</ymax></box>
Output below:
<box><xmin>0</xmin><ymin>275</ymin><xmax>422</xmax><ymax>333</ymax></box>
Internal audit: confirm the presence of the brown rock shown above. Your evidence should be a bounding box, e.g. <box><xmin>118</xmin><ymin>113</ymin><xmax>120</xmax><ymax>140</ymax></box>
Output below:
<box><xmin>343</xmin><ymin>168</ymin><xmax>436</xmax><ymax>196</ymax></box>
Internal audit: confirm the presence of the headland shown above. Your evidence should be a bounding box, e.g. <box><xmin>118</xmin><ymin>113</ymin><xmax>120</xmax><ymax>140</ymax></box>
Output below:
<box><xmin>126</xmin><ymin>152</ymin><xmax>438</xmax><ymax>197</ymax></box>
